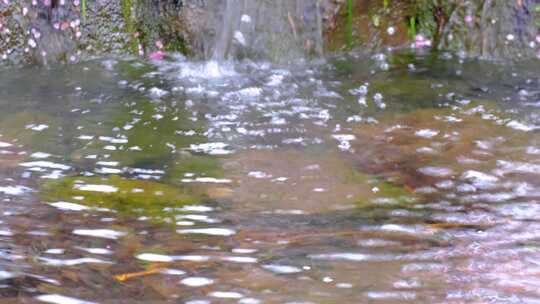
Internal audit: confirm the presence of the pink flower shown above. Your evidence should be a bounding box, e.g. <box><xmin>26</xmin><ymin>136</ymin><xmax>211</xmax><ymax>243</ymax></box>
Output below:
<box><xmin>414</xmin><ymin>34</ymin><xmax>431</xmax><ymax>48</ymax></box>
<box><xmin>149</xmin><ymin>51</ymin><xmax>165</xmax><ymax>61</ymax></box>
<box><xmin>465</xmin><ymin>15</ymin><xmax>473</xmax><ymax>24</ymax></box>
<box><xmin>155</xmin><ymin>40</ymin><xmax>164</xmax><ymax>50</ymax></box>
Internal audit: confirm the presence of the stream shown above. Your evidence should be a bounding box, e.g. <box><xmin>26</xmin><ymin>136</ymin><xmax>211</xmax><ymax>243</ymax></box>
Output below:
<box><xmin>0</xmin><ymin>51</ymin><xmax>539</xmax><ymax>303</ymax></box>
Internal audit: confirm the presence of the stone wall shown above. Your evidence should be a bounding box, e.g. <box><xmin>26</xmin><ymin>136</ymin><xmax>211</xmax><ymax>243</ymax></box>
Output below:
<box><xmin>1</xmin><ymin>0</ymin><xmax>539</xmax><ymax>66</ymax></box>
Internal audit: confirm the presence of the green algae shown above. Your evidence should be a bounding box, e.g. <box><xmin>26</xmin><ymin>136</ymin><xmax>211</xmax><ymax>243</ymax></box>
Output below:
<box><xmin>346</xmin><ymin>169</ymin><xmax>417</xmax><ymax>206</ymax></box>
<box><xmin>40</xmin><ymin>175</ymin><xmax>202</xmax><ymax>221</ymax></box>
<box><xmin>71</xmin><ymin>96</ymin><xmax>207</xmax><ymax>168</ymax></box>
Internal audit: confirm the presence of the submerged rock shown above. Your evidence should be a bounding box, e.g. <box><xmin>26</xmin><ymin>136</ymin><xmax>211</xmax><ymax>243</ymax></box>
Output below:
<box><xmin>223</xmin><ymin>149</ymin><xmax>415</xmax><ymax>214</ymax></box>
<box><xmin>40</xmin><ymin>175</ymin><xmax>202</xmax><ymax>220</ymax></box>
<box><xmin>347</xmin><ymin>101</ymin><xmax>538</xmax><ymax>190</ymax></box>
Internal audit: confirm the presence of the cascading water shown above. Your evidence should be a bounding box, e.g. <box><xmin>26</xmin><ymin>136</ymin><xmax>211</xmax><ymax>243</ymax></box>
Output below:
<box><xmin>205</xmin><ymin>0</ymin><xmax>330</xmax><ymax>62</ymax></box>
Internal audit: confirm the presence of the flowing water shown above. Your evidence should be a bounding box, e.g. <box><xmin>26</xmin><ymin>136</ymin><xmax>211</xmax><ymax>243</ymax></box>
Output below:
<box><xmin>0</xmin><ymin>51</ymin><xmax>539</xmax><ymax>303</ymax></box>
<box><xmin>201</xmin><ymin>0</ymin><xmax>328</xmax><ymax>61</ymax></box>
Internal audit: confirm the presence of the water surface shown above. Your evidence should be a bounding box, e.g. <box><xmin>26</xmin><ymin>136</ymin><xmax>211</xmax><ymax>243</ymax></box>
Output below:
<box><xmin>0</xmin><ymin>52</ymin><xmax>539</xmax><ymax>303</ymax></box>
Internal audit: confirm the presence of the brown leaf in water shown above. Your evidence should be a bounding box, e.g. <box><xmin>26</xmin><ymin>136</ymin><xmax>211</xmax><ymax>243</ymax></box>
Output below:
<box><xmin>114</xmin><ymin>266</ymin><xmax>167</xmax><ymax>282</ymax></box>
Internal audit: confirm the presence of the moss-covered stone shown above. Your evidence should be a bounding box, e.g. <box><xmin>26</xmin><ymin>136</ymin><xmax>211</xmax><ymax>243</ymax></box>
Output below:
<box><xmin>40</xmin><ymin>175</ymin><xmax>202</xmax><ymax>221</ymax></box>
<box><xmin>70</xmin><ymin>95</ymin><xmax>207</xmax><ymax>168</ymax></box>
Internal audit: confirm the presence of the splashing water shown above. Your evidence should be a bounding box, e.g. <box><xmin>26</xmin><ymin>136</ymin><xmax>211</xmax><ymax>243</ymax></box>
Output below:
<box><xmin>0</xmin><ymin>50</ymin><xmax>538</xmax><ymax>303</ymax></box>
<box><xmin>206</xmin><ymin>0</ymin><xmax>327</xmax><ymax>62</ymax></box>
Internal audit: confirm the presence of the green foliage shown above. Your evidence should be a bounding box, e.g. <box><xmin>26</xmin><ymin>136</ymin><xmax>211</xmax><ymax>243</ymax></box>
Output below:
<box><xmin>408</xmin><ymin>0</ymin><xmax>457</xmax><ymax>41</ymax></box>
<box><xmin>408</xmin><ymin>16</ymin><xmax>417</xmax><ymax>38</ymax></box>
<box><xmin>120</xmin><ymin>0</ymin><xmax>137</xmax><ymax>53</ymax></box>
<box><xmin>81</xmin><ymin>0</ymin><xmax>87</xmax><ymax>22</ymax></box>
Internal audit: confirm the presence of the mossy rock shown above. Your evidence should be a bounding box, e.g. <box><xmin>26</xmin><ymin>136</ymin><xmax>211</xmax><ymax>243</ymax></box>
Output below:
<box><xmin>71</xmin><ymin>96</ymin><xmax>207</xmax><ymax>168</ymax></box>
<box><xmin>345</xmin><ymin>169</ymin><xmax>417</xmax><ymax>206</ymax></box>
<box><xmin>40</xmin><ymin>175</ymin><xmax>203</xmax><ymax>221</ymax></box>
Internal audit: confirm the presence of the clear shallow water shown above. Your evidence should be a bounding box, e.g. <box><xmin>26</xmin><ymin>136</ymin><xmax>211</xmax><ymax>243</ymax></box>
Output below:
<box><xmin>0</xmin><ymin>52</ymin><xmax>539</xmax><ymax>303</ymax></box>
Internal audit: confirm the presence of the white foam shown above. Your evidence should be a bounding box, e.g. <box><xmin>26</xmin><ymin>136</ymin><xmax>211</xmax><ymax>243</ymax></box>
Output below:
<box><xmin>76</xmin><ymin>135</ymin><xmax>94</xmax><ymax>140</ymax></box>
<box><xmin>148</xmin><ymin>87</ymin><xmax>169</xmax><ymax>99</ymax></box>
<box><xmin>45</xmin><ymin>248</ymin><xmax>65</xmax><ymax>254</ymax></box>
<box><xmin>160</xmin><ymin>268</ymin><xmax>186</xmax><ymax>276</ymax></box>
<box><xmin>233</xmin><ymin>31</ymin><xmax>246</xmax><ymax>46</ymax></box>
<box><xmin>418</xmin><ymin>166</ymin><xmax>454</xmax><ymax>177</ymax></box>
<box><xmin>177</xmin><ymin>228</ymin><xmax>236</xmax><ymax>236</ymax></box>
<box><xmin>74</xmin><ymin>184</ymin><xmax>118</xmax><ymax>193</ymax></box>
<box><xmin>181</xmin><ymin>277</ymin><xmax>214</xmax><ymax>287</ymax></box>
<box><xmin>176</xmin><ymin>214</ymin><xmax>219</xmax><ymax>223</ymax></box>
<box><xmin>309</xmin><ymin>253</ymin><xmax>370</xmax><ymax>261</ymax></box>
<box><xmin>35</xmin><ymin>294</ymin><xmax>97</xmax><ymax>304</ymax></box>
<box><xmin>0</xmin><ymin>270</ymin><xmax>15</xmax><ymax>280</ymax></box>
<box><xmin>95</xmin><ymin>167</ymin><xmax>123</xmax><ymax>174</ymax></box>
<box><xmin>241</xmin><ymin>14</ymin><xmax>252</xmax><ymax>23</ymax></box>
<box><xmin>179</xmin><ymin>205</ymin><xmax>214</xmax><ymax>212</ymax></box>
<box><xmin>174</xmin><ymin>255</ymin><xmax>210</xmax><ymax>262</ymax></box>
<box><xmin>232</xmin><ymin>248</ymin><xmax>257</xmax><ymax>254</ymax></box>
<box><xmin>96</xmin><ymin>161</ymin><xmax>119</xmax><ymax>167</ymax></box>
<box><xmin>31</xmin><ymin>152</ymin><xmax>51</xmax><ymax>159</ymax></box>
<box><xmin>263</xmin><ymin>264</ymin><xmax>302</xmax><ymax>274</ymax></box>
<box><xmin>20</xmin><ymin>161</ymin><xmax>71</xmax><ymax>170</ymax></box>
<box><xmin>49</xmin><ymin>202</ymin><xmax>89</xmax><ymax>211</ymax></box>
<box><xmin>181</xmin><ymin>177</ymin><xmax>232</xmax><ymax>184</ymax></box>
<box><xmin>0</xmin><ymin>185</ymin><xmax>32</xmax><ymax>195</ymax></box>
<box><xmin>72</xmin><ymin>229</ymin><xmax>126</xmax><ymax>239</ymax></box>
<box><xmin>76</xmin><ymin>247</ymin><xmax>112</xmax><ymax>255</ymax></box>
<box><xmin>248</xmin><ymin>171</ymin><xmax>271</xmax><ymax>179</ymax></box>
<box><xmin>507</xmin><ymin>120</ymin><xmax>536</xmax><ymax>131</ymax></box>
<box><xmin>415</xmin><ymin>129</ymin><xmax>439</xmax><ymax>138</ymax></box>
<box><xmin>99</xmin><ymin>136</ymin><xmax>128</xmax><ymax>144</ymax></box>
<box><xmin>220</xmin><ymin>256</ymin><xmax>258</xmax><ymax>263</ymax></box>
<box><xmin>136</xmin><ymin>253</ymin><xmax>175</xmax><ymax>262</ymax></box>
<box><xmin>26</xmin><ymin>124</ymin><xmax>49</xmax><ymax>132</ymax></box>
<box><xmin>189</xmin><ymin>142</ymin><xmax>232</xmax><ymax>155</ymax></box>
<box><xmin>38</xmin><ymin>257</ymin><xmax>112</xmax><ymax>266</ymax></box>
<box><xmin>209</xmin><ymin>291</ymin><xmax>243</xmax><ymax>299</ymax></box>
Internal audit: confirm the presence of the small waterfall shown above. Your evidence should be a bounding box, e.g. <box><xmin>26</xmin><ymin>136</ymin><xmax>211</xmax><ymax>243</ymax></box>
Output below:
<box><xmin>206</xmin><ymin>0</ymin><xmax>329</xmax><ymax>62</ymax></box>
